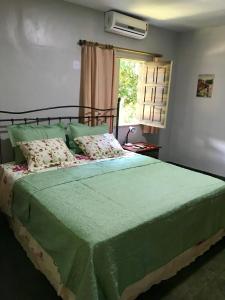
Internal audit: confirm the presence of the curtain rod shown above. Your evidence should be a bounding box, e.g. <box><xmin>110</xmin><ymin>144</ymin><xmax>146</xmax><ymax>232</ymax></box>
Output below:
<box><xmin>78</xmin><ymin>40</ymin><xmax>162</xmax><ymax>58</ymax></box>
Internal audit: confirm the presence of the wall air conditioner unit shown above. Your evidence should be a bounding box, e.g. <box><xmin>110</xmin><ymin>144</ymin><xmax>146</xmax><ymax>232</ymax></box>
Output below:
<box><xmin>105</xmin><ymin>11</ymin><xmax>148</xmax><ymax>39</ymax></box>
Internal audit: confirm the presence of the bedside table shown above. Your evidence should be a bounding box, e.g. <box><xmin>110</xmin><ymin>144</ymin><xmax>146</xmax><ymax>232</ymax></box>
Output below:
<box><xmin>122</xmin><ymin>142</ymin><xmax>161</xmax><ymax>159</ymax></box>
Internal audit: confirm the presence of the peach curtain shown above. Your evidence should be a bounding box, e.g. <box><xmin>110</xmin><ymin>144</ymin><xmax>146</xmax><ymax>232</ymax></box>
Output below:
<box><xmin>79</xmin><ymin>44</ymin><xmax>115</xmax><ymax>130</ymax></box>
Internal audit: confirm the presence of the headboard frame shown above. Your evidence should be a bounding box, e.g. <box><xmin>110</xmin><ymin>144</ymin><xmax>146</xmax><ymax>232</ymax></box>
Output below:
<box><xmin>0</xmin><ymin>99</ymin><xmax>121</xmax><ymax>163</ymax></box>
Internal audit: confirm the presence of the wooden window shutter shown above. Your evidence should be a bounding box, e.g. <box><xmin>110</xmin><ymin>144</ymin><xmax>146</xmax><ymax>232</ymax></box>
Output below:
<box><xmin>137</xmin><ymin>59</ymin><xmax>172</xmax><ymax>130</ymax></box>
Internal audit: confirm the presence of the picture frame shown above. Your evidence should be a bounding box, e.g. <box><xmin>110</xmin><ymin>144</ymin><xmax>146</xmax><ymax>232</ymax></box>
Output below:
<box><xmin>196</xmin><ymin>74</ymin><xmax>215</xmax><ymax>98</ymax></box>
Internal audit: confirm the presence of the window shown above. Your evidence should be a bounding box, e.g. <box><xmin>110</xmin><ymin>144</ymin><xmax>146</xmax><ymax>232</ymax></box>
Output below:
<box><xmin>115</xmin><ymin>54</ymin><xmax>172</xmax><ymax>128</ymax></box>
<box><xmin>138</xmin><ymin>60</ymin><xmax>172</xmax><ymax>128</ymax></box>
<box><xmin>118</xmin><ymin>58</ymin><xmax>142</xmax><ymax>125</ymax></box>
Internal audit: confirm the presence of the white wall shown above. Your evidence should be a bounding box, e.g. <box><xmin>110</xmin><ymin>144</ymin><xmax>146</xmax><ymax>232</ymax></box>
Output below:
<box><xmin>0</xmin><ymin>0</ymin><xmax>177</xmax><ymax>161</ymax></box>
<box><xmin>169</xmin><ymin>25</ymin><xmax>225</xmax><ymax>176</ymax></box>
<box><xmin>2</xmin><ymin>0</ymin><xmax>224</xmax><ymax>174</ymax></box>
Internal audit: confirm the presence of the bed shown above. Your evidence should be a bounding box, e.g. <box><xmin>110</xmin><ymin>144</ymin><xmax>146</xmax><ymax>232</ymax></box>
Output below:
<box><xmin>1</xmin><ymin>103</ymin><xmax>225</xmax><ymax>300</ymax></box>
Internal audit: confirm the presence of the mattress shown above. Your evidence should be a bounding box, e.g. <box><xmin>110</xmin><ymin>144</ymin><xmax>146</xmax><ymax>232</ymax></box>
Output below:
<box><xmin>1</xmin><ymin>154</ymin><xmax>225</xmax><ymax>300</ymax></box>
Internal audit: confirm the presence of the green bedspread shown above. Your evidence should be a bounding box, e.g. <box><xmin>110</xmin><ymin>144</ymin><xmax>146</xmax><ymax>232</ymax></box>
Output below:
<box><xmin>12</xmin><ymin>155</ymin><xmax>225</xmax><ymax>300</ymax></box>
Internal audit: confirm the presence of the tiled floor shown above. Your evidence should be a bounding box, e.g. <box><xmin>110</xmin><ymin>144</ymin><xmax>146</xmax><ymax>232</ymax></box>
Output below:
<box><xmin>139</xmin><ymin>237</ymin><xmax>225</xmax><ymax>300</ymax></box>
<box><xmin>1</xmin><ymin>213</ymin><xmax>225</xmax><ymax>300</ymax></box>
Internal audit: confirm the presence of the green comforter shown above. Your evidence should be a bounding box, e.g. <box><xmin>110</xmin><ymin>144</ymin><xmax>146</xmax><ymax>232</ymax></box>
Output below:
<box><xmin>12</xmin><ymin>155</ymin><xmax>225</xmax><ymax>300</ymax></box>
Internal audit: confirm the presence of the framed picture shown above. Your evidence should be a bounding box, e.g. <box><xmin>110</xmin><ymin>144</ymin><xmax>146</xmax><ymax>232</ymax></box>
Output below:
<box><xmin>196</xmin><ymin>74</ymin><xmax>215</xmax><ymax>98</ymax></box>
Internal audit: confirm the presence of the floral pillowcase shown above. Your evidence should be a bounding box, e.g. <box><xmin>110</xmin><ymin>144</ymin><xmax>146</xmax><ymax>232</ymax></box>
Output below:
<box><xmin>17</xmin><ymin>138</ymin><xmax>75</xmax><ymax>171</ymax></box>
<box><xmin>74</xmin><ymin>133</ymin><xmax>124</xmax><ymax>159</ymax></box>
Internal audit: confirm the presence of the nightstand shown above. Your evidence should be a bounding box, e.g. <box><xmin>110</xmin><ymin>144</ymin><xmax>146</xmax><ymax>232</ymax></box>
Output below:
<box><xmin>122</xmin><ymin>142</ymin><xmax>161</xmax><ymax>159</ymax></box>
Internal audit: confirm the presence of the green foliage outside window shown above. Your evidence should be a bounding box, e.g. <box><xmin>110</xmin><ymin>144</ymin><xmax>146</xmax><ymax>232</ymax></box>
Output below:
<box><xmin>118</xmin><ymin>59</ymin><xmax>138</xmax><ymax>105</ymax></box>
<box><xmin>118</xmin><ymin>59</ymin><xmax>140</xmax><ymax>124</ymax></box>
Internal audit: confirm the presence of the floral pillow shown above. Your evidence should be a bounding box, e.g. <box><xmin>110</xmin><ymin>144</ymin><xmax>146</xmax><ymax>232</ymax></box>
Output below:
<box><xmin>74</xmin><ymin>133</ymin><xmax>124</xmax><ymax>159</ymax></box>
<box><xmin>17</xmin><ymin>138</ymin><xmax>75</xmax><ymax>171</ymax></box>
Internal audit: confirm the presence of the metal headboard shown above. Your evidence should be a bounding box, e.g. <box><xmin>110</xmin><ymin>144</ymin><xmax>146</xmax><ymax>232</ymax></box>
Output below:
<box><xmin>0</xmin><ymin>98</ymin><xmax>121</xmax><ymax>163</ymax></box>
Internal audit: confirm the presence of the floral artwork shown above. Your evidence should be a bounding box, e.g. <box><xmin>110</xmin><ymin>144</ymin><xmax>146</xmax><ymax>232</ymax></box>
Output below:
<box><xmin>196</xmin><ymin>74</ymin><xmax>215</xmax><ymax>98</ymax></box>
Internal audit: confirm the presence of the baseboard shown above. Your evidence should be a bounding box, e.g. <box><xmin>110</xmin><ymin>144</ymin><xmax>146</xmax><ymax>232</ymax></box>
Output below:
<box><xmin>167</xmin><ymin>161</ymin><xmax>225</xmax><ymax>181</ymax></box>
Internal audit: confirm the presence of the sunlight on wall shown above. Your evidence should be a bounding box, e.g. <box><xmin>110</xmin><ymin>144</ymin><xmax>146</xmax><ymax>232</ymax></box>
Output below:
<box><xmin>208</xmin><ymin>138</ymin><xmax>225</xmax><ymax>161</ymax></box>
<box><xmin>130</xmin><ymin>0</ymin><xmax>225</xmax><ymax>21</ymax></box>
<box><xmin>206</xmin><ymin>43</ymin><xmax>225</xmax><ymax>56</ymax></box>
<box><xmin>6</xmin><ymin>9</ymin><xmax>20</xmax><ymax>49</ymax></box>
<box><xmin>23</xmin><ymin>18</ymin><xmax>53</xmax><ymax>46</ymax></box>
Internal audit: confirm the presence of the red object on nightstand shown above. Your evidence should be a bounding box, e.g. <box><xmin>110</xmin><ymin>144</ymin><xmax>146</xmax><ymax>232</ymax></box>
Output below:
<box><xmin>122</xmin><ymin>142</ymin><xmax>161</xmax><ymax>158</ymax></box>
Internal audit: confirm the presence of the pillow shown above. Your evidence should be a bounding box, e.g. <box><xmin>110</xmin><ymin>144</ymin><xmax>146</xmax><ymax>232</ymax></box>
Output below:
<box><xmin>67</xmin><ymin>123</ymin><xmax>109</xmax><ymax>154</ymax></box>
<box><xmin>8</xmin><ymin>123</ymin><xmax>66</xmax><ymax>164</ymax></box>
<box><xmin>74</xmin><ymin>133</ymin><xmax>124</xmax><ymax>160</ymax></box>
<box><xmin>17</xmin><ymin>138</ymin><xmax>75</xmax><ymax>171</ymax></box>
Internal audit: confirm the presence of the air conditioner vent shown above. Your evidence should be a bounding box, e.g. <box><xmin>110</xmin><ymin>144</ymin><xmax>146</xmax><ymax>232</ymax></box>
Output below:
<box><xmin>115</xmin><ymin>22</ymin><xmax>147</xmax><ymax>34</ymax></box>
<box><xmin>105</xmin><ymin>11</ymin><xmax>148</xmax><ymax>39</ymax></box>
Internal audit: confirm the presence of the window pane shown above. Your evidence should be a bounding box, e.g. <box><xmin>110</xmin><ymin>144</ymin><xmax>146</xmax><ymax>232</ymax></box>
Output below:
<box><xmin>118</xmin><ymin>59</ymin><xmax>141</xmax><ymax>125</ymax></box>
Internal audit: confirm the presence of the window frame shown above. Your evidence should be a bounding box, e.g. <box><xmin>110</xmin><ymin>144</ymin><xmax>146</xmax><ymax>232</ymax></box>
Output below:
<box><xmin>114</xmin><ymin>51</ymin><xmax>153</xmax><ymax>126</ymax></box>
<box><xmin>138</xmin><ymin>60</ymin><xmax>173</xmax><ymax>128</ymax></box>
<box><xmin>114</xmin><ymin>51</ymin><xmax>172</xmax><ymax>128</ymax></box>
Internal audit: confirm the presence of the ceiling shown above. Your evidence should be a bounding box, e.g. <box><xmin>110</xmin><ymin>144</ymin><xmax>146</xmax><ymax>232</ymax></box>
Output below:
<box><xmin>65</xmin><ymin>0</ymin><xmax>225</xmax><ymax>31</ymax></box>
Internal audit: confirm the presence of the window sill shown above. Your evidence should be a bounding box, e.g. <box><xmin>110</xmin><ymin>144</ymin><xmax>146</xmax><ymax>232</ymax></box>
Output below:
<box><xmin>119</xmin><ymin>122</ymin><xmax>140</xmax><ymax>127</ymax></box>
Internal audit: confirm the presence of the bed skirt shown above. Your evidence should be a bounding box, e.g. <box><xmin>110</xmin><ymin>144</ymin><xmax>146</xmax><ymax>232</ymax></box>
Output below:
<box><xmin>9</xmin><ymin>216</ymin><xmax>225</xmax><ymax>300</ymax></box>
